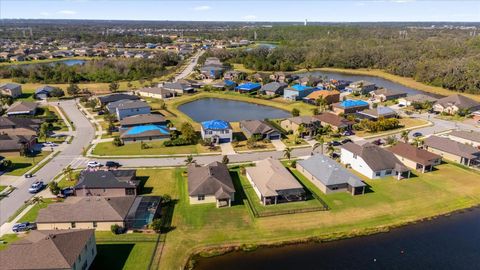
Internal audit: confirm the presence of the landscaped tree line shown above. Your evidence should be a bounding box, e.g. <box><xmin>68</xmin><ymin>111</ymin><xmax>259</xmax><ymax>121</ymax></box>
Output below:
<box><xmin>203</xmin><ymin>25</ymin><xmax>480</xmax><ymax>94</ymax></box>
<box><xmin>0</xmin><ymin>53</ymin><xmax>181</xmax><ymax>83</ymax></box>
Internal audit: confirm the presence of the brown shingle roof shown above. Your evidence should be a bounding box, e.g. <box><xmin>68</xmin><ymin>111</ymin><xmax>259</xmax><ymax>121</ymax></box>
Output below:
<box><xmin>36</xmin><ymin>196</ymin><xmax>136</xmax><ymax>223</ymax></box>
<box><xmin>424</xmin><ymin>136</ymin><xmax>480</xmax><ymax>159</ymax></box>
<box><xmin>187</xmin><ymin>162</ymin><xmax>235</xmax><ymax>199</ymax></box>
<box><xmin>0</xmin><ymin>229</ymin><xmax>94</xmax><ymax>270</ymax></box>
<box><xmin>240</xmin><ymin>120</ymin><xmax>278</xmax><ymax>136</ymax></box>
<box><xmin>435</xmin><ymin>94</ymin><xmax>480</xmax><ymax>110</ymax></box>
<box><xmin>6</xmin><ymin>101</ymin><xmax>38</xmax><ymax>114</ymax></box>
<box><xmin>388</xmin><ymin>142</ymin><xmax>441</xmax><ymax>165</ymax></box>
<box><xmin>449</xmin><ymin>130</ymin><xmax>480</xmax><ymax>144</ymax></box>
<box><xmin>313</xmin><ymin>112</ymin><xmax>354</xmax><ymax>128</ymax></box>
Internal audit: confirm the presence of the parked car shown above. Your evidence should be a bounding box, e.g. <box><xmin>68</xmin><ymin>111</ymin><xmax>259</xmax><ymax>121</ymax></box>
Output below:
<box><xmin>12</xmin><ymin>222</ymin><xmax>36</xmax><ymax>233</ymax></box>
<box><xmin>372</xmin><ymin>139</ymin><xmax>384</xmax><ymax>146</ymax></box>
<box><xmin>342</xmin><ymin>130</ymin><xmax>355</xmax><ymax>136</ymax></box>
<box><xmin>412</xmin><ymin>132</ymin><xmax>423</xmax><ymax>137</ymax></box>
<box><xmin>105</xmin><ymin>161</ymin><xmax>121</xmax><ymax>168</ymax></box>
<box><xmin>97</xmin><ymin>110</ymin><xmax>105</xmax><ymax>115</ymax></box>
<box><xmin>43</xmin><ymin>142</ymin><xmax>58</xmax><ymax>147</ymax></box>
<box><xmin>398</xmin><ymin>104</ymin><xmax>405</xmax><ymax>107</ymax></box>
<box><xmin>28</xmin><ymin>181</ymin><xmax>44</xmax><ymax>193</ymax></box>
<box><xmin>61</xmin><ymin>187</ymin><xmax>74</xmax><ymax>196</ymax></box>
<box><xmin>24</xmin><ymin>173</ymin><xmax>33</xmax><ymax>178</ymax></box>
<box><xmin>329</xmin><ymin>141</ymin><xmax>342</xmax><ymax>147</ymax></box>
<box><xmin>341</xmin><ymin>138</ymin><xmax>353</xmax><ymax>144</ymax></box>
<box><xmin>87</xmin><ymin>161</ymin><xmax>102</xmax><ymax>168</ymax></box>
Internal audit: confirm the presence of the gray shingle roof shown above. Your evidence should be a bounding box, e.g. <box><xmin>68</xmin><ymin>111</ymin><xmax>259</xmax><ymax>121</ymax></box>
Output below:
<box><xmin>6</xmin><ymin>101</ymin><xmax>38</xmax><ymax>114</ymax></box>
<box><xmin>75</xmin><ymin>170</ymin><xmax>137</xmax><ymax>190</ymax></box>
<box><xmin>116</xmin><ymin>100</ymin><xmax>150</xmax><ymax>110</ymax></box>
<box><xmin>98</xmin><ymin>93</ymin><xmax>139</xmax><ymax>104</ymax></box>
<box><xmin>240</xmin><ymin>120</ymin><xmax>278</xmax><ymax>136</ymax></box>
<box><xmin>120</xmin><ymin>114</ymin><xmax>166</xmax><ymax>126</ymax></box>
<box><xmin>261</xmin><ymin>82</ymin><xmax>288</xmax><ymax>92</ymax></box>
<box><xmin>298</xmin><ymin>154</ymin><xmax>365</xmax><ymax>187</ymax></box>
<box><xmin>342</xmin><ymin>142</ymin><xmax>410</xmax><ymax>172</ymax></box>
<box><xmin>435</xmin><ymin>94</ymin><xmax>480</xmax><ymax>110</ymax></box>
<box><xmin>449</xmin><ymin>130</ymin><xmax>480</xmax><ymax>144</ymax></box>
<box><xmin>188</xmin><ymin>162</ymin><xmax>235</xmax><ymax>199</ymax></box>
<box><xmin>424</xmin><ymin>136</ymin><xmax>480</xmax><ymax>159</ymax></box>
<box><xmin>0</xmin><ymin>229</ymin><xmax>94</xmax><ymax>270</ymax></box>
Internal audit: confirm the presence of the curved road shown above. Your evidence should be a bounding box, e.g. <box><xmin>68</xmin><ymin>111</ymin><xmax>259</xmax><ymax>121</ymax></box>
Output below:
<box><xmin>0</xmin><ymin>100</ymin><xmax>95</xmax><ymax>224</ymax></box>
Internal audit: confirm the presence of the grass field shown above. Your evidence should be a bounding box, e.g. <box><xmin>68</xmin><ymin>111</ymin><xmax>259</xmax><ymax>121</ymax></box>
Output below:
<box><xmin>4</xmin><ymin>151</ymin><xmax>52</xmax><ymax>176</ymax></box>
<box><xmin>0</xmin><ymin>234</ymin><xmax>19</xmax><ymax>251</ymax></box>
<box><xmin>355</xmin><ymin>117</ymin><xmax>431</xmax><ymax>138</ymax></box>
<box><xmin>18</xmin><ymin>198</ymin><xmax>61</xmax><ymax>223</ymax></box>
<box><xmin>155</xmin><ymin>162</ymin><xmax>480</xmax><ymax>269</ymax></box>
<box><xmin>92</xmin><ymin>140</ymin><xmax>216</xmax><ymax>156</ymax></box>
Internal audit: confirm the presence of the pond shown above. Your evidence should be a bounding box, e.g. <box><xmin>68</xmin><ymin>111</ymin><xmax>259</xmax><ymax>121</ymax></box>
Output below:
<box><xmin>178</xmin><ymin>98</ymin><xmax>291</xmax><ymax>122</ymax></box>
<box><xmin>11</xmin><ymin>59</ymin><xmax>87</xmax><ymax>68</ymax></box>
<box><xmin>298</xmin><ymin>70</ymin><xmax>444</xmax><ymax>98</ymax></box>
<box><xmin>194</xmin><ymin>207</ymin><xmax>480</xmax><ymax>270</ymax></box>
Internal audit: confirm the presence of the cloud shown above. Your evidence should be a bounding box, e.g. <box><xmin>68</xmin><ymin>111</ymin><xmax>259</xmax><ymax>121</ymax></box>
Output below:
<box><xmin>40</xmin><ymin>12</ymin><xmax>50</xmax><ymax>16</ymax></box>
<box><xmin>242</xmin><ymin>15</ymin><xmax>257</xmax><ymax>20</ymax></box>
<box><xmin>193</xmin><ymin>5</ymin><xmax>211</xmax><ymax>11</ymax></box>
<box><xmin>57</xmin><ymin>10</ymin><xmax>77</xmax><ymax>15</ymax></box>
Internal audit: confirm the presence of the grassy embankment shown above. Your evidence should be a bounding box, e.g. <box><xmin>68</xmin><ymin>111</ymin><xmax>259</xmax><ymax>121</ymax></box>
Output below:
<box><xmin>157</xmin><ymin>162</ymin><xmax>480</xmax><ymax>269</ymax></box>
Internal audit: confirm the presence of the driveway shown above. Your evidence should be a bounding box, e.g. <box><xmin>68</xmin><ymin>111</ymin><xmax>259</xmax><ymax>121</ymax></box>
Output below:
<box><xmin>271</xmin><ymin>139</ymin><xmax>286</xmax><ymax>151</ymax></box>
<box><xmin>220</xmin><ymin>143</ymin><xmax>236</xmax><ymax>155</ymax></box>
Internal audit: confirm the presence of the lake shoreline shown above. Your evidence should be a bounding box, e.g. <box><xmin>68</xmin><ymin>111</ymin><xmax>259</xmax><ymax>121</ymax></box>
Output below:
<box><xmin>187</xmin><ymin>203</ymin><xmax>480</xmax><ymax>270</ymax></box>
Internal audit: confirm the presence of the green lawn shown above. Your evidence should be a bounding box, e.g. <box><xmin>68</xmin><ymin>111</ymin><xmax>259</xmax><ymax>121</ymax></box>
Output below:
<box><xmin>57</xmin><ymin>173</ymin><xmax>80</xmax><ymax>189</ymax></box>
<box><xmin>157</xmin><ymin>162</ymin><xmax>480</xmax><ymax>269</ymax></box>
<box><xmin>92</xmin><ymin>242</ymin><xmax>157</xmax><ymax>270</ymax></box>
<box><xmin>137</xmin><ymin>169</ymin><xmax>177</xmax><ymax>196</ymax></box>
<box><xmin>0</xmin><ymin>186</ymin><xmax>7</xmax><ymax>193</ymax></box>
<box><xmin>5</xmin><ymin>151</ymin><xmax>52</xmax><ymax>176</ymax></box>
<box><xmin>18</xmin><ymin>198</ymin><xmax>61</xmax><ymax>223</ymax></box>
<box><xmin>282</xmin><ymin>134</ymin><xmax>309</xmax><ymax>147</ymax></box>
<box><xmin>92</xmin><ymin>141</ymin><xmax>216</xmax><ymax>156</ymax></box>
<box><xmin>0</xmin><ymin>234</ymin><xmax>19</xmax><ymax>251</ymax></box>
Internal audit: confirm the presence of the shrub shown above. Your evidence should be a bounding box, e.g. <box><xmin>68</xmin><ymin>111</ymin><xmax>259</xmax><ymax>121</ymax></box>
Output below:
<box><xmin>163</xmin><ymin>137</ymin><xmax>192</xmax><ymax>147</ymax></box>
<box><xmin>150</xmin><ymin>218</ymin><xmax>163</xmax><ymax>233</ymax></box>
<box><xmin>48</xmin><ymin>181</ymin><xmax>60</xmax><ymax>195</ymax></box>
<box><xmin>290</xmin><ymin>160</ymin><xmax>297</xmax><ymax>168</ymax></box>
<box><xmin>111</xmin><ymin>224</ymin><xmax>123</xmax><ymax>234</ymax></box>
<box><xmin>112</xmin><ymin>136</ymin><xmax>123</xmax><ymax>147</ymax></box>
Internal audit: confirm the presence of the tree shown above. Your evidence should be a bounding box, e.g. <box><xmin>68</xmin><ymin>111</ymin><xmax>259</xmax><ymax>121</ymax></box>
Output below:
<box><xmin>291</xmin><ymin>108</ymin><xmax>300</xmax><ymax>117</ymax></box>
<box><xmin>400</xmin><ymin>130</ymin><xmax>410</xmax><ymax>143</ymax></box>
<box><xmin>112</xmin><ymin>136</ymin><xmax>123</xmax><ymax>147</ymax></box>
<box><xmin>385</xmin><ymin>135</ymin><xmax>398</xmax><ymax>145</ymax></box>
<box><xmin>246</xmin><ymin>136</ymin><xmax>258</xmax><ymax>149</ymax></box>
<box><xmin>30</xmin><ymin>196</ymin><xmax>44</xmax><ymax>205</ymax></box>
<box><xmin>150</xmin><ymin>218</ymin><xmax>163</xmax><ymax>233</ymax></box>
<box><xmin>48</xmin><ymin>181</ymin><xmax>60</xmax><ymax>195</ymax></box>
<box><xmin>66</xmin><ymin>83</ymin><xmax>80</xmax><ymax>97</ymax></box>
<box><xmin>283</xmin><ymin>147</ymin><xmax>292</xmax><ymax>160</ymax></box>
<box><xmin>111</xmin><ymin>224</ymin><xmax>122</xmax><ymax>234</ymax></box>
<box><xmin>109</xmin><ymin>82</ymin><xmax>119</xmax><ymax>92</ymax></box>
<box><xmin>313</xmin><ymin>136</ymin><xmax>324</xmax><ymax>154</ymax></box>
<box><xmin>49</xmin><ymin>87</ymin><xmax>65</xmax><ymax>98</ymax></box>
<box><xmin>62</xmin><ymin>165</ymin><xmax>74</xmax><ymax>181</ymax></box>
<box><xmin>222</xmin><ymin>155</ymin><xmax>229</xmax><ymax>165</ymax></box>
<box><xmin>312</xmin><ymin>108</ymin><xmax>319</xmax><ymax>115</ymax></box>
<box><xmin>413</xmin><ymin>137</ymin><xmax>424</xmax><ymax>147</ymax></box>
<box><xmin>184</xmin><ymin>155</ymin><xmax>195</xmax><ymax>165</ymax></box>
<box><xmin>38</xmin><ymin>122</ymin><xmax>50</xmax><ymax>142</ymax></box>
<box><xmin>326</xmin><ymin>145</ymin><xmax>335</xmax><ymax>156</ymax></box>
<box><xmin>297</xmin><ymin>125</ymin><xmax>305</xmax><ymax>138</ymax></box>
<box><xmin>180</xmin><ymin>122</ymin><xmax>197</xmax><ymax>143</ymax></box>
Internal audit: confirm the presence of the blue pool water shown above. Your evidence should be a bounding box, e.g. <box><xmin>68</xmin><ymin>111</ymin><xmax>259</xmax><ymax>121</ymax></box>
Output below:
<box><xmin>125</xmin><ymin>125</ymin><xmax>169</xmax><ymax>135</ymax></box>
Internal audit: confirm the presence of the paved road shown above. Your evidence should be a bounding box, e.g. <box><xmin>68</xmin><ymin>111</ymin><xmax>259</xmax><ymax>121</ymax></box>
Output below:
<box><xmin>0</xmin><ymin>100</ymin><xmax>95</xmax><ymax>225</ymax></box>
<box><xmin>174</xmin><ymin>50</ymin><xmax>204</xmax><ymax>82</ymax></box>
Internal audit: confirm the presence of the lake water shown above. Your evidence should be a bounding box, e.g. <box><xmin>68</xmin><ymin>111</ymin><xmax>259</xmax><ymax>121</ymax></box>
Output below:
<box><xmin>12</xmin><ymin>59</ymin><xmax>87</xmax><ymax>68</ymax></box>
<box><xmin>178</xmin><ymin>98</ymin><xmax>290</xmax><ymax>122</ymax></box>
<box><xmin>195</xmin><ymin>207</ymin><xmax>480</xmax><ymax>270</ymax></box>
<box><xmin>299</xmin><ymin>71</ymin><xmax>444</xmax><ymax>98</ymax></box>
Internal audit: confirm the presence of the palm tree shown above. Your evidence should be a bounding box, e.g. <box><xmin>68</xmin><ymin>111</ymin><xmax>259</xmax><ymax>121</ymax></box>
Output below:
<box><xmin>283</xmin><ymin>147</ymin><xmax>292</xmax><ymax>160</ymax></box>
<box><xmin>400</xmin><ymin>130</ymin><xmax>410</xmax><ymax>143</ymax></box>
<box><xmin>326</xmin><ymin>145</ymin><xmax>335</xmax><ymax>156</ymax></box>
<box><xmin>184</xmin><ymin>155</ymin><xmax>195</xmax><ymax>166</ymax></box>
<box><xmin>297</xmin><ymin>125</ymin><xmax>305</xmax><ymax>138</ymax></box>
<box><xmin>30</xmin><ymin>196</ymin><xmax>44</xmax><ymax>205</ymax></box>
<box><xmin>62</xmin><ymin>165</ymin><xmax>73</xmax><ymax>181</ymax></box>
<box><xmin>413</xmin><ymin>137</ymin><xmax>424</xmax><ymax>148</ymax></box>
<box><xmin>312</xmin><ymin>136</ymin><xmax>325</xmax><ymax>154</ymax></box>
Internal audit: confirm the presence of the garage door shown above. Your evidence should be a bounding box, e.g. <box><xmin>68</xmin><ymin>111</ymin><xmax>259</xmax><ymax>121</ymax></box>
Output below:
<box><xmin>219</xmin><ymin>138</ymin><xmax>231</xmax><ymax>143</ymax></box>
<box><xmin>269</xmin><ymin>135</ymin><xmax>280</xmax><ymax>140</ymax></box>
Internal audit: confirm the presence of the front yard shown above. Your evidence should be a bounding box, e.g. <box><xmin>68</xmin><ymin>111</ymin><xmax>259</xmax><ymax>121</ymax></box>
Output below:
<box><xmin>354</xmin><ymin>117</ymin><xmax>430</xmax><ymax>138</ymax></box>
<box><xmin>4</xmin><ymin>151</ymin><xmax>52</xmax><ymax>176</ymax></box>
<box><xmin>91</xmin><ymin>140</ymin><xmax>217</xmax><ymax>156</ymax></box>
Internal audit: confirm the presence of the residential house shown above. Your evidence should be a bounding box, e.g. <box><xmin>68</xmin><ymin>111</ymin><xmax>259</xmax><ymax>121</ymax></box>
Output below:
<box><xmin>187</xmin><ymin>161</ymin><xmax>235</xmax><ymax>207</ymax></box>
<box><xmin>303</xmin><ymin>90</ymin><xmax>340</xmax><ymax>105</ymax></box>
<box><xmin>36</xmin><ymin>196</ymin><xmax>161</xmax><ymax>231</ymax></box>
<box><xmin>107</xmin><ymin>100</ymin><xmax>151</xmax><ymax>120</ymax></box>
<box><xmin>341</xmin><ymin>142</ymin><xmax>411</xmax><ymax>180</ymax></box>
<box><xmin>280</xmin><ymin>116</ymin><xmax>320</xmax><ymax>139</ymax></box>
<box><xmin>235</xmin><ymin>82</ymin><xmax>261</xmax><ymax>93</ymax></box>
<box><xmin>313</xmin><ymin>112</ymin><xmax>355</xmax><ymax>131</ymax></box>
<box><xmin>34</xmin><ymin>85</ymin><xmax>57</xmax><ymax>100</ymax></box>
<box><xmin>269</xmin><ymin>72</ymin><xmax>295</xmax><ymax>83</ymax></box>
<box><xmin>398</xmin><ymin>94</ymin><xmax>438</xmax><ymax>107</ymax></box>
<box><xmin>0</xmin><ymin>117</ymin><xmax>41</xmax><ymax>156</ymax></box>
<box><xmin>388</xmin><ymin>142</ymin><xmax>442</xmax><ymax>173</ymax></box>
<box><xmin>223</xmin><ymin>70</ymin><xmax>245</xmax><ymax>81</ymax></box>
<box><xmin>200</xmin><ymin>57</ymin><xmax>225</xmax><ymax>79</ymax></box>
<box><xmin>283</xmin><ymin>84</ymin><xmax>316</xmax><ymax>101</ymax></box>
<box><xmin>200</xmin><ymin>120</ymin><xmax>232</xmax><ymax>144</ymax></box>
<box><xmin>0</xmin><ymin>229</ymin><xmax>97</xmax><ymax>270</ymax></box>
<box><xmin>5</xmin><ymin>101</ymin><xmax>38</xmax><ymax>116</ymax></box>
<box><xmin>136</xmin><ymin>87</ymin><xmax>174</xmax><ymax>99</ymax></box>
<box><xmin>355</xmin><ymin>106</ymin><xmax>398</xmax><ymax>121</ymax></box>
<box><xmin>433</xmin><ymin>94</ymin><xmax>480</xmax><ymax>115</ymax></box>
<box><xmin>120</xmin><ymin>124</ymin><xmax>170</xmax><ymax>143</ymax></box>
<box><xmin>74</xmin><ymin>170</ymin><xmax>139</xmax><ymax>197</ymax></box>
<box><xmin>423</xmin><ymin>136</ymin><xmax>480</xmax><ymax>167</ymax></box>
<box><xmin>162</xmin><ymin>82</ymin><xmax>195</xmax><ymax>95</ymax></box>
<box><xmin>260</xmin><ymin>82</ymin><xmax>288</xmax><ymax>96</ymax></box>
<box><xmin>239</xmin><ymin>120</ymin><xmax>281</xmax><ymax>140</ymax></box>
<box><xmin>296</xmin><ymin>76</ymin><xmax>322</xmax><ymax>87</ymax></box>
<box><xmin>345</xmin><ymin>80</ymin><xmax>376</xmax><ymax>94</ymax></box>
<box><xmin>246</xmin><ymin>158</ymin><xmax>305</xmax><ymax>205</ymax></box>
<box><xmin>97</xmin><ymin>93</ymin><xmax>139</xmax><ymax>106</ymax></box>
<box><xmin>370</xmin><ymin>88</ymin><xmax>407</xmax><ymax>102</ymax></box>
<box><xmin>0</xmin><ymin>83</ymin><xmax>22</xmax><ymax>98</ymax></box>
<box><xmin>119</xmin><ymin>113</ymin><xmax>167</xmax><ymax>128</ymax></box>
<box><xmin>297</xmin><ymin>154</ymin><xmax>366</xmax><ymax>195</ymax></box>
<box><xmin>332</xmin><ymin>100</ymin><xmax>370</xmax><ymax>115</ymax></box>
<box><xmin>448</xmin><ymin>130</ymin><xmax>480</xmax><ymax>148</ymax></box>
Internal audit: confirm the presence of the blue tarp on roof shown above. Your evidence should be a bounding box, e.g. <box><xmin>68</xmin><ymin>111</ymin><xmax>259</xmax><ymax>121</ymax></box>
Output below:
<box><xmin>201</xmin><ymin>120</ymin><xmax>230</xmax><ymax>130</ymax></box>
<box><xmin>235</xmin><ymin>82</ymin><xmax>261</xmax><ymax>91</ymax></box>
<box><xmin>289</xmin><ymin>84</ymin><xmax>315</xmax><ymax>92</ymax></box>
<box><xmin>224</xmin><ymin>80</ymin><xmax>236</xmax><ymax>86</ymax></box>
<box><xmin>125</xmin><ymin>125</ymin><xmax>169</xmax><ymax>135</ymax></box>
<box><xmin>340</xmin><ymin>100</ymin><xmax>369</xmax><ymax>108</ymax></box>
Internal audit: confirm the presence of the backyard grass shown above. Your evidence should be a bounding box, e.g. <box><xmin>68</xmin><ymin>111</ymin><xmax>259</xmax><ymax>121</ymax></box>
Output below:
<box><xmin>355</xmin><ymin>117</ymin><xmax>431</xmax><ymax>138</ymax></box>
<box><xmin>156</xmin><ymin>162</ymin><xmax>480</xmax><ymax>269</ymax></box>
<box><xmin>92</xmin><ymin>141</ymin><xmax>216</xmax><ymax>156</ymax></box>
<box><xmin>137</xmin><ymin>169</ymin><xmax>177</xmax><ymax>196</ymax></box>
<box><xmin>4</xmin><ymin>151</ymin><xmax>52</xmax><ymax>176</ymax></box>
<box><xmin>18</xmin><ymin>198</ymin><xmax>61</xmax><ymax>223</ymax></box>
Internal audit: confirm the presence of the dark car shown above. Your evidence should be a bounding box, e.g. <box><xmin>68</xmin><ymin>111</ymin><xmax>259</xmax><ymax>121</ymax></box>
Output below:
<box><xmin>412</xmin><ymin>132</ymin><xmax>423</xmax><ymax>137</ymax></box>
<box><xmin>12</xmin><ymin>222</ymin><xmax>36</xmax><ymax>233</ymax></box>
<box><xmin>24</xmin><ymin>173</ymin><xmax>33</xmax><ymax>178</ymax></box>
<box><xmin>341</xmin><ymin>138</ymin><xmax>353</xmax><ymax>144</ymax></box>
<box><xmin>61</xmin><ymin>187</ymin><xmax>75</xmax><ymax>196</ymax></box>
<box><xmin>105</xmin><ymin>161</ymin><xmax>121</xmax><ymax>168</ymax></box>
<box><xmin>329</xmin><ymin>141</ymin><xmax>342</xmax><ymax>147</ymax></box>
<box><xmin>372</xmin><ymin>139</ymin><xmax>384</xmax><ymax>146</ymax></box>
<box><xmin>342</xmin><ymin>130</ymin><xmax>355</xmax><ymax>136</ymax></box>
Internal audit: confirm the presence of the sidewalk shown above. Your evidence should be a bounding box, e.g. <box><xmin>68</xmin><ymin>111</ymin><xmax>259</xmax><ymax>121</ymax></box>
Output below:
<box><xmin>0</xmin><ymin>204</ymin><xmax>34</xmax><ymax>237</ymax></box>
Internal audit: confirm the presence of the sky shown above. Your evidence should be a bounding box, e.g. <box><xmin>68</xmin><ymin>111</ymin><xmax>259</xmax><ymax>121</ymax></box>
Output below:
<box><xmin>0</xmin><ymin>0</ymin><xmax>479</xmax><ymax>22</ymax></box>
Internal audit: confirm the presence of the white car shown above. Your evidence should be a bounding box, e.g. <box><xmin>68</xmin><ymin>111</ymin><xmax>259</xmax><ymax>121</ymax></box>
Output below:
<box><xmin>43</xmin><ymin>142</ymin><xmax>58</xmax><ymax>147</ymax></box>
<box><xmin>87</xmin><ymin>161</ymin><xmax>102</xmax><ymax>168</ymax></box>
